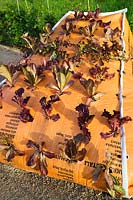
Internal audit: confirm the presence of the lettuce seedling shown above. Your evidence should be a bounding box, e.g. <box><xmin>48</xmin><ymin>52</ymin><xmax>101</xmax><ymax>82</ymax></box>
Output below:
<box><xmin>22</xmin><ymin>63</ymin><xmax>45</xmax><ymax>89</ymax></box>
<box><xmin>60</xmin><ymin>132</ymin><xmax>90</xmax><ymax>162</ymax></box>
<box><xmin>80</xmin><ymin>77</ymin><xmax>104</xmax><ymax>105</ymax></box>
<box><xmin>0</xmin><ymin>64</ymin><xmax>20</xmax><ymax>86</ymax></box>
<box><xmin>12</xmin><ymin>88</ymin><xmax>33</xmax><ymax>123</ymax></box>
<box><xmin>39</xmin><ymin>23</ymin><xmax>53</xmax><ymax>45</ymax></box>
<box><xmin>64</xmin><ymin>137</ymin><xmax>87</xmax><ymax>162</ymax></box>
<box><xmin>12</xmin><ymin>87</ymin><xmax>30</xmax><ymax>107</ymax></box>
<box><xmin>49</xmin><ymin>65</ymin><xmax>74</xmax><ymax>95</ymax></box>
<box><xmin>92</xmin><ymin>150</ymin><xmax>125</xmax><ymax>198</ymax></box>
<box><xmin>39</xmin><ymin>95</ymin><xmax>60</xmax><ymax>121</ymax></box>
<box><xmin>89</xmin><ymin>65</ymin><xmax>115</xmax><ymax>83</ymax></box>
<box><xmin>104</xmin><ymin>27</ymin><xmax>121</xmax><ymax>41</ymax></box>
<box><xmin>74</xmin><ymin>8</ymin><xmax>101</xmax><ymax>20</ymax></box>
<box><xmin>0</xmin><ymin>138</ymin><xmax>24</xmax><ymax>162</ymax></box>
<box><xmin>26</xmin><ymin>140</ymin><xmax>56</xmax><ymax>176</ymax></box>
<box><xmin>79</xmin><ymin>19</ymin><xmax>98</xmax><ymax>37</ymax></box>
<box><xmin>75</xmin><ymin>103</ymin><xmax>95</xmax><ymax>130</ymax></box>
<box><xmin>19</xmin><ymin>107</ymin><xmax>34</xmax><ymax>123</ymax></box>
<box><xmin>61</xmin><ymin>19</ymin><xmax>76</xmax><ymax>36</ymax></box>
<box><xmin>100</xmin><ymin>109</ymin><xmax>132</xmax><ymax>139</ymax></box>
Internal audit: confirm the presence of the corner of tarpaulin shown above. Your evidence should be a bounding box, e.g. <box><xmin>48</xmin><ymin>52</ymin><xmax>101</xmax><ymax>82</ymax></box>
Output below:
<box><xmin>52</xmin><ymin>11</ymin><xmax>73</xmax><ymax>31</ymax></box>
<box><xmin>52</xmin><ymin>8</ymin><xmax>131</xmax><ymax>198</ymax></box>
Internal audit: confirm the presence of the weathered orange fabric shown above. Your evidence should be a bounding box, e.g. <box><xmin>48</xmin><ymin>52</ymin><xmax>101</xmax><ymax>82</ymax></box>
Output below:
<box><xmin>0</xmin><ymin>10</ymin><xmax>133</xmax><ymax>197</ymax></box>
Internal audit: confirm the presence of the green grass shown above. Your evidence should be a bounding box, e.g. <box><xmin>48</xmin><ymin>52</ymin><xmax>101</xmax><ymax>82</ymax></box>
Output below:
<box><xmin>0</xmin><ymin>0</ymin><xmax>133</xmax><ymax>47</ymax></box>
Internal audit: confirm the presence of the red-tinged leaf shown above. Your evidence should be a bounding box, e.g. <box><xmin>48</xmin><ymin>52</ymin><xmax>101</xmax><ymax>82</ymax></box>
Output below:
<box><xmin>98</xmin><ymin>20</ymin><xmax>111</xmax><ymax>28</ymax></box>
<box><xmin>39</xmin><ymin>153</ymin><xmax>48</xmax><ymax>176</ymax></box>
<box><xmin>75</xmin><ymin>103</ymin><xmax>95</xmax><ymax>130</ymax></box>
<box><xmin>48</xmin><ymin>83</ymin><xmax>60</xmax><ymax>91</ymax></box>
<box><xmin>121</xmin><ymin>116</ymin><xmax>132</xmax><ymax>125</ymax></box>
<box><xmin>109</xmin><ymin>117</ymin><xmax>120</xmax><ymax>132</ymax></box>
<box><xmin>104</xmin><ymin>27</ymin><xmax>120</xmax><ymax>41</ymax></box>
<box><xmin>73</xmin><ymin>129</ymin><xmax>91</xmax><ymax>145</ymax></box>
<box><xmin>89</xmin><ymin>20</ymin><xmax>98</xmax><ymax>35</ymax></box>
<box><xmin>50</xmin><ymin>114</ymin><xmax>60</xmax><ymax>121</ymax></box>
<box><xmin>22</xmin><ymin>96</ymin><xmax>30</xmax><ymax>107</ymax></box>
<box><xmin>65</xmin><ymin>139</ymin><xmax>77</xmax><ymax>159</ymax></box>
<box><xmin>26</xmin><ymin>140</ymin><xmax>55</xmax><ymax>175</ymax></box>
<box><xmin>40</xmin><ymin>96</ymin><xmax>60</xmax><ymax>121</ymax></box>
<box><xmin>44</xmin><ymin>103</ymin><xmax>52</xmax><ymax>116</ymax></box>
<box><xmin>39</xmin><ymin>96</ymin><xmax>47</xmax><ymax>106</ymax></box>
<box><xmin>62</xmin><ymin>80</ymin><xmax>74</xmax><ymax>92</ymax></box>
<box><xmin>39</xmin><ymin>161</ymin><xmax>48</xmax><ymax>176</ymax></box>
<box><xmin>49</xmin><ymin>95</ymin><xmax>60</xmax><ymax>104</ymax></box>
<box><xmin>73</xmin><ymin>72</ymin><xmax>83</xmax><ymax>79</ymax></box>
<box><xmin>80</xmin><ymin>77</ymin><xmax>89</xmax><ymax>88</ymax></box>
<box><xmin>105</xmin><ymin>73</ymin><xmax>115</xmax><ymax>79</ymax></box>
<box><xmin>102</xmin><ymin>109</ymin><xmax>112</xmax><ymax>119</ymax></box>
<box><xmin>74</xmin><ymin>10</ymin><xmax>84</xmax><ymax>19</ymax></box>
<box><xmin>44</xmin><ymin>151</ymin><xmax>56</xmax><ymax>159</ymax></box>
<box><xmin>6</xmin><ymin>147</ymin><xmax>15</xmax><ymax>162</ymax></box>
<box><xmin>81</xmin><ymin>127</ymin><xmax>91</xmax><ymax>144</ymax></box>
<box><xmin>94</xmin><ymin>8</ymin><xmax>101</xmax><ymax>18</ymax></box>
<box><xmin>14</xmin><ymin>148</ymin><xmax>25</xmax><ymax>156</ymax></box>
<box><xmin>100</xmin><ymin>131</ymin><xmax>115</xmax><ymax>139</ymax></box>
<box><xmin>15</xmin><ymin>87</ymin><xmax>24</xmax><ymax>97</ymax></box>
<box><xmin>77</xmin><ymin>148</ymin><xmax>86</xmax><ymax>161</ymax></box>
<box><xmin>20</xmin><ymin>108</ymin><xmax>34</xmax><ymax>123</ymax></box>
<box><xmin>27</xmin><ymin>151</ymin><xmax>39</xmax><ymax>167</ymax></box>
<box><xmin>27</xmin><ymin>140</ymin><xmax>39</xmax><ymax>150</ymax></box>
<box><xmin>12</xmin><ymin>87</ymin><xmax>30</xmax><ymax>108</ymax></box>
<box><xmin>80</xmin><ymin>78</ymin><xmax>96</xmax><ymax>97</ymax></box>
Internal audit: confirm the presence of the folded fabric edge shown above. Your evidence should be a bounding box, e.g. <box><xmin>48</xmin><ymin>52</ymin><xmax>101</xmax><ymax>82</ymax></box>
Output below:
<box><xmin>52</xmin><ymin>8</ymin><xmax>128</xmax><ymax>30</ymax></box>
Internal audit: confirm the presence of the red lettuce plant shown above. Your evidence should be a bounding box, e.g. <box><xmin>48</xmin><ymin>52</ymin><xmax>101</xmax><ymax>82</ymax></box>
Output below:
<box><xmin>75</xmin><ymin>103</ymin><xmax>94</xmax><ymax>130</ymax></box>
<box><xmin>92</xmin><ymin>150</ymin><xmax>125</xmax><ymax>198</ymax></box>
<box><xmin>60</xmin><ymin>132</ymin><xmax>91</xmax><ymax>162</ymax></box>
<box><xmin>22</xmin><ymin>63</ymin><xmax>45</xmax><ymax>89</ymax></box>
<box><xmin>74</xmin><ymin>8</ymin><xmax>101</xmax><ymax>20</ymax></box>
<box><xmin>49</xmin><ymin>64</ymin><xmax>74</xmax><ymax>95</ymax></box>
<box><xmin>89</xmin><ymin>65</ymin><xmax>115</xmax><ymax>83</ymax></box>
<box><xmin>39</xmin><ymin>95</ymin><xmax>60</xmax><ymax>121</ymax></box>
<box><xmin>61</xmin><ymin>19</ymin><xmax>76</xmax><ymax>36</ymax></box>
<box><xmin>0</xmin><ymin>138</ymin><xmax>24</xmax><ymax>162</ymax></box>
<box><xmin>12</xmin><ymin>88</ymin><xmax>33</xmax><ymax>123</ymax></box>
<box><xmin>100</xmin><ymin>109</ymin><xmax>132</xmax><ymax>139</ymax></box>
<box><xmin>63</xmin><ymin>135</ymin><xmax>87</xmax><ymax>162</ymax></box>
<box><xmin>26</xmin><ymin>140</ymin><xmax>56</xmax><ymax>176</ymax></box>
<box><xmin>0</xmin><ymin>64</ymin><xmax>20</xmax><ymax>86</ymax></box>
<box><xmin>79</xmin><ymin>77</ymin><xmax>104</xmax><ymax>105</ymax></box>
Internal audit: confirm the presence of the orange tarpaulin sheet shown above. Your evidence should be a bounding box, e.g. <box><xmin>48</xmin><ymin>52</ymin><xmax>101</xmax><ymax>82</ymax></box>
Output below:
<box><xmin>0</xmin><ymin>9</ymin><xmax>133</xmax><ymax>197</ymax></box>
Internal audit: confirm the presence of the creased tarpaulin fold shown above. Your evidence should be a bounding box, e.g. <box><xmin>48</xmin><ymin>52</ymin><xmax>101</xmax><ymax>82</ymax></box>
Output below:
<box><xmin>0</xmin><ymin>8</ymin><xmax>133</xmax><ymax>198</ymax></box>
